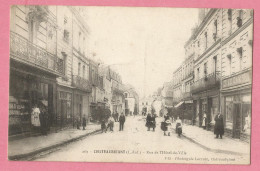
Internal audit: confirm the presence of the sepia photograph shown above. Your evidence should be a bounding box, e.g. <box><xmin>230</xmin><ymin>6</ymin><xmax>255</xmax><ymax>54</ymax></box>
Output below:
<box><xmin>8</xmin><ymin>5</ymin><xmax>253</xmax><ymax>164</ymax></box>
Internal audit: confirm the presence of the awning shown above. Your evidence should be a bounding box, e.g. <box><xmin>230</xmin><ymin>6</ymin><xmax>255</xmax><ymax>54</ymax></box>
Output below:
<box><xmin>174</xmin><ymin>101</ymin><xmax>184</xmax><ymax>108</ymax></box>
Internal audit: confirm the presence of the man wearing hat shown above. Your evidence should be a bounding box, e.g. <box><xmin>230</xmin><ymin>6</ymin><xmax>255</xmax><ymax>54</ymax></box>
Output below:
<box><xmin>214</xmin><ymin>112</ymin><xmax>224</xmax><ymax>139</ymax></box>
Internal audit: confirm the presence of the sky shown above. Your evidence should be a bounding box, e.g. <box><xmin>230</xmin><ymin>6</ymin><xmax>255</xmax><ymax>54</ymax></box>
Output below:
<box><xmin>84</xmin><ymin>6</ymin><xmax>198</xmax><ymax>98</ymax></box>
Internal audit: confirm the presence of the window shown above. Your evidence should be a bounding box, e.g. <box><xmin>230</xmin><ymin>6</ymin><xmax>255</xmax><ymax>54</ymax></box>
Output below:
<box><xmin>204</xmin><ymin>62</ymin><xmax>208</xmax><ymax>76</ymax></box>
<box><xmin>237</xmin><ymin>10</ymin><xmax>243</xmax><ymax>28</ymax></box>
<box><xmin>225</xmin><ymin>96</ymin><xmax>233</xmax><ymax>129</ymax></box>
<box><xmin>83</xmin><ymin>37</ymin><xmax>85</xmax><ymax>55</ymax></box>
<box><xmin>237</xmin><ymin>47</ymin><xmax>243</xmax><ymax>71</ymax></box>
<box><xmin>78</xmin><ymin>63</ymin><xmax>81</xmax><ymax>76</ymax></box>
<box><xmin>79</xmin><ymin>32</ymin><xmax>81</xmax><ymax>52</ymax></box>
<box><xmin>227</xmin><ymin>54</ymin><xmax>232</xmax><ymax>75</ymax></box>
<box><xmin>228</xmin><ymin>9</ymin><xmax>232</xmax><ymax>35</ymax></box>
<box><xmin>83</xmin><ymin>65</ymin><xmax>85</xmax><ymax>78</ymax></box>
<box><xmin>204</xmin><ymin>32</ymin><xmax>208</xmax><ymax>50</ymax></box>
<box><xmin>63</xmin><ymin>30</ymin><xmax>69</xmax><ymax>42</ymax></box>
<box><xmin>197</xmin><ymin>68</ymin><xmax>200</xmax><ymax>80</ymax></box>
<box><xmin>213</xmin><ymin>56</ymin><xmax>217</xmax><ymax>73</ymax></box>
<box><xmin>213</xmin><ymin>20</ymin><xmax>218</xmax><ymax>41</ymax></box>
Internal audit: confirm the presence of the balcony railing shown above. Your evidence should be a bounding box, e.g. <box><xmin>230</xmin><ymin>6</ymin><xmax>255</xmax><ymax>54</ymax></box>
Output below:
<box><xmin>72</xmin><ymin>75</ymin><xmax>92</xmax><ymax>92</ymax></box>
<box><xmin>10</xmin><ymin>31</ymin><xmax>64</xmax><ymax>76</ymax></box>
<box><xmin>191</xmin><ymin>72</ymin><xmax>220</xmax><ymax>94</ymax></box>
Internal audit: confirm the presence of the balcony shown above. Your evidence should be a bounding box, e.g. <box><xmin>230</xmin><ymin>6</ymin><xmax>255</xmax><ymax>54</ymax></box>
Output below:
<box><xmin>191</xmin><ymin>72</ymin><xmax>220</xmax><ymax>94</ymax></box>
<box><xmin>72</xmin><ymin>75</ymin><xmax>92</xmax><ymax>92</ymax></box>
<box><xmin>10</xmin><ymin>31</ymin><xmax>64</xmax><ymax>76</ymax></box>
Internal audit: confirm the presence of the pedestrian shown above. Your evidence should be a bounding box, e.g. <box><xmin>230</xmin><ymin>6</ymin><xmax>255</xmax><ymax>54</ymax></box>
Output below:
<box><xmin>101</xmin><ymin>117</ymin><xmax>107</xmax><ymax>133</ymax></box>
<box><xmin>176</xmin><ymin>116</ymin><xmax>182</xmax><ymax>137</ymax></box>
<box><xmin>202</xmin><ymin>112</ymin><xmax>207</xmax><ymax>129</ymax></box>
<box><xmin>214</xmin><ymin>112</ymin><xmax>224</xmax><ymax>139</ymax></box>
<box><xmin>39</xmin><ymin>103</ymin><xmax>47</xmax><ymax>135</ymax></box>
<box><xmin>31</xmin><ymin>103</ymin><xmax>41</xmax><ymax>133</ymax></box>
<box><xmin>115</xmin><ymin>112</ymin><xmax>119</xmax><ymax>122</ymax></box>
<box><xmin>76</xmin><ymin>116</ymin><xmax>81</xmax><ymax>130</ymax></box>
<box><xmin>107</xmin><ymin>115</ymin><xmax>115</xmax><ymax>132</ymax></box>
<box><xmin>146</xmin><ymin>113</ymin><xmax>152</xmax><ymax>131</ymax></box>
<box><xmin>150</xmin><ymin>113</ymin><xmax>156</xmax><ymax>131</ymax></box>
<box><xmin>82</xmin><ymin>115</ymin><xmax>86</xmax><ymax>130</ymax></box>
<box><xmin>119</xmin><ymin>113</ymin><xmax>126</xmax><ymax>131</ymax></box>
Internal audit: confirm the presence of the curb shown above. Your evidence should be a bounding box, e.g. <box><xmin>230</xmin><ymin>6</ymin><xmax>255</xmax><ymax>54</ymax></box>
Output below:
<box><xmin>171</xmin><ymin>128</ymin><xmax>247</xmax><ymax>156</ymax></box>
<box><xmin>8</xmin><ymin>129</ymin><xmax>101</xmax><ymax>161</ymax></box>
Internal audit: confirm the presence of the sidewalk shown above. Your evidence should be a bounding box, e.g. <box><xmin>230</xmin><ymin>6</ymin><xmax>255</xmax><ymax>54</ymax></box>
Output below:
<box><xmin>171</xmin><ymin>122</ymin><xmax>250</xmax><ymax>155</ymax></box>
<box><xmin>8</xmin><ymin>123</ymin><xmax>101</xmax><ymax>160</ymax></box>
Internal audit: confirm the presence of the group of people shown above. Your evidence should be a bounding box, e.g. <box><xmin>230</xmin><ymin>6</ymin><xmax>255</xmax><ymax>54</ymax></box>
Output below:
<box><xmin>160</xmin><ymin>114</ymin><xmax>183</xmax><ymax>137</ymax></box>
<box><xmin>101</xmin><ymin>112</ymin><xmax>126</xmax><ymax>133</ymax></box>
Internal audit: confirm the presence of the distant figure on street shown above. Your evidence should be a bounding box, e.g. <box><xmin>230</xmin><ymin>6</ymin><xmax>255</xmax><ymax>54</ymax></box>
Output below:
<box><xmin>115</xmin><ymin>112</ymin><xmax>119</xmax><ymax>122</ymax></box>
<box><xmin>214</xmin><ymin>112</ymin><xmax>224</xmax><ymax>139</ymax></box>
<box><xmin>161</xmin><ymin>114</ymin><xmax>172</xmax><ymax>136</ymax></box>
<box><xmin>202</xmin><ymin>112</ymin><xmax>207</xmax><ymax>129</ymax></box>
<box><xmin>119</xmin><ymin>113</ymin><xmax>126</xmax><ymax>131</ymax></box>
<box><xmin>176</xmin><ymin>116</ymin><xmax>182</xmax><ymax>137</ymax></box>
<box><xmin>101</xmin><ymin>117</ymin><xmax>107</xmax><ymax>133</ymax></box>
<box><xmin>82</xmin><ymin>115</ymin><xmax>87</xmax><ymax>130</ymax></box>
<box><xmin>107</xmin><ymin>115</ymin><xmax>115</xmax><ymax>132</ymax></box>
<box><xmin>76</xmin><ymin>116</ymin><xmax>81</xmax><ymax>130</ymax></box>
<box><xmin>146</xmin><ymin>113</ymin><xmax>152</xmax><ymax>131</ymax></box>
<box><xmin>146</xmin><ymin>113</ymin><xmax>156</xmax><ymax>131</ymax></box>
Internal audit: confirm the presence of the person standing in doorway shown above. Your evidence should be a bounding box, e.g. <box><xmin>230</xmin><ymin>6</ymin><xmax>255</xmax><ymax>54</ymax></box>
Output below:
<box><xmin>119</xmin><ymin>113</ymin><xmax>126</xmax><ymax>131</ymax></box>
<box><xmin>214</xmin><ymin>112</ymin><xmax>224</xmax><ymax>139</ymax></box>
<box><xmin>202</xmin><ymin>112</ymin><xmax>207</xmax><ymax>129</ymax></box>
<box><xmin>82</xmin><ymin>115</ymin><xmax>87</xmax><ymax>130</ymax></box>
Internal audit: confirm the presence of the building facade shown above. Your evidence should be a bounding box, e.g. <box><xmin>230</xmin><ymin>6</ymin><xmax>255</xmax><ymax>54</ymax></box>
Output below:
<box><xmin>172</xmin><ymin>8</ymin><xmax>253</xmax><ymax>140</ymax></box>
<box><xmin>9</xmin><ymin>6</ymin><xmax>64</xmax><ymax>136</ymax></box>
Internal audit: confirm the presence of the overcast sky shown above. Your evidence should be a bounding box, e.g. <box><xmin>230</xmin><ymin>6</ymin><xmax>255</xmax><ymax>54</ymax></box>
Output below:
<box><xmin>84</xmin><ymin>6</ymin><xmax>198</xmax><ymax>98</ymax></box>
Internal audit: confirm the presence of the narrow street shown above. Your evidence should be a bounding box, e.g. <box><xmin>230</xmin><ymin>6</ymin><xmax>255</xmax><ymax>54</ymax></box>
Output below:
<box><xmin>33</xmin><ymin>116</ymin><xmax>248</xmax><ymax>164</ymax></box>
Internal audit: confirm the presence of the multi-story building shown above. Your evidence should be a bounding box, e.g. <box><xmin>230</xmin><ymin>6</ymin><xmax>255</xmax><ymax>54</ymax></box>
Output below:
<box><xmin>220</xmin><ymin>9</ymin><xmax>253</xmax><ymax>140</ymax></box>
<box><xmin>161</xmin><ymin>82</ymin><xmax>173</xmax><ymax>116</ymax></box>
<box><xmin>9</xmin><ymin>5</ymin><xmax>95</xmax><ymax>138</ymax></box>
<box><xmin>189</xmin><ymin>9</ymin><xmax>222</xmax><ymax>128</ymax></box>
<box><xmin>110</xmin><ymin>70</ymin><xmax>125</xmax><ymax>115</ymax></box>
<box><xmin>9</xmin><ymin>6</ymin><xmax>65</xmax><ymax>136</ymax></box>
<box><xmin>173</xmin><ymin>8</ymin><xmax>253</xmax><ymax>140</ymax></box>
<box><xmin>124</xmin><ymin>84</ymin><xmax>139</xmax><ymax>116</ymax></box>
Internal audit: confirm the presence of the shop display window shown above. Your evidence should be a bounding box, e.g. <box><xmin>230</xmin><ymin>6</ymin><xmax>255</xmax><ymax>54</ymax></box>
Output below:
<box><xmin>225</xmin><ymin>96</ymin><xmax>233</xmax><ymax>129</ymax></box>
<box><xmin>242</xmin><ymin>94</ymin><xmax>251</xmax><ymax>135</ymax></box>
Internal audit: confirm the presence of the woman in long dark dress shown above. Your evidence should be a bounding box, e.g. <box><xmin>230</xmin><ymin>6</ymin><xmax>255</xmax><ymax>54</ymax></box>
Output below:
<box><xmin>214</xmin><ymin>113</ymin><xmax>224</xmax><ymax>139</ymax></box>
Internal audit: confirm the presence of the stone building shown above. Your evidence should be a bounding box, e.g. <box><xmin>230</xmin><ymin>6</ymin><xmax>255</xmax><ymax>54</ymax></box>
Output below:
<box><xmin>220</xmin><ymin>9</ymin><xmax>253</xmax><ymax>140</ymax></box>
<box><xmin>9</xmin><ymin>5</ymin><xmax>94</xmax><ymax>138</ymax></box>
<box><xmin>9</xmin><ymin>6</ymin><xmax>65</xmax><ymax>136</ymax></box>
<box><xmin>172</xmin><ymin>8</ymin><xmax>253</xmax><ymax>140</ymax></box>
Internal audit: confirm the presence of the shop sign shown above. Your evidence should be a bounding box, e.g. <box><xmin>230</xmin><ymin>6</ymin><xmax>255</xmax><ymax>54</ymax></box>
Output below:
<box><xmin>222</xmin><ymin>70</ymin><xmax>251</xmax><ymax>89</ymax></box>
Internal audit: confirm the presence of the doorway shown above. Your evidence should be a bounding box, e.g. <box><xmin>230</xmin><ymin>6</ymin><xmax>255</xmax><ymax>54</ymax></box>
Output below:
<box><xmin>233</xmin><ymin>103</ymin><xmax>241</xmax><ymax>138</ymax></box>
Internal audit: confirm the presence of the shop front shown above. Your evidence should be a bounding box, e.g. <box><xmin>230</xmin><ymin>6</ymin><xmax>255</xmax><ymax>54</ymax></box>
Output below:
<box><xmin>9</xmin><ymin>65</ymin><xmax>57</xmax><ymax>137</ymax></box>
<box><xmin>57</xmin><ymin>86</ymin><xmax>73</xmax><ymax>129</ymax></box>
<box><xmin>221</xmin><ymin>69</ymin><xmax>252</xmax><ymax>141</ymax></box>
<box><xmin>192</xmin><ymin>89</ymin><xmax>220</xmax><ymax>129</ymax></box>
